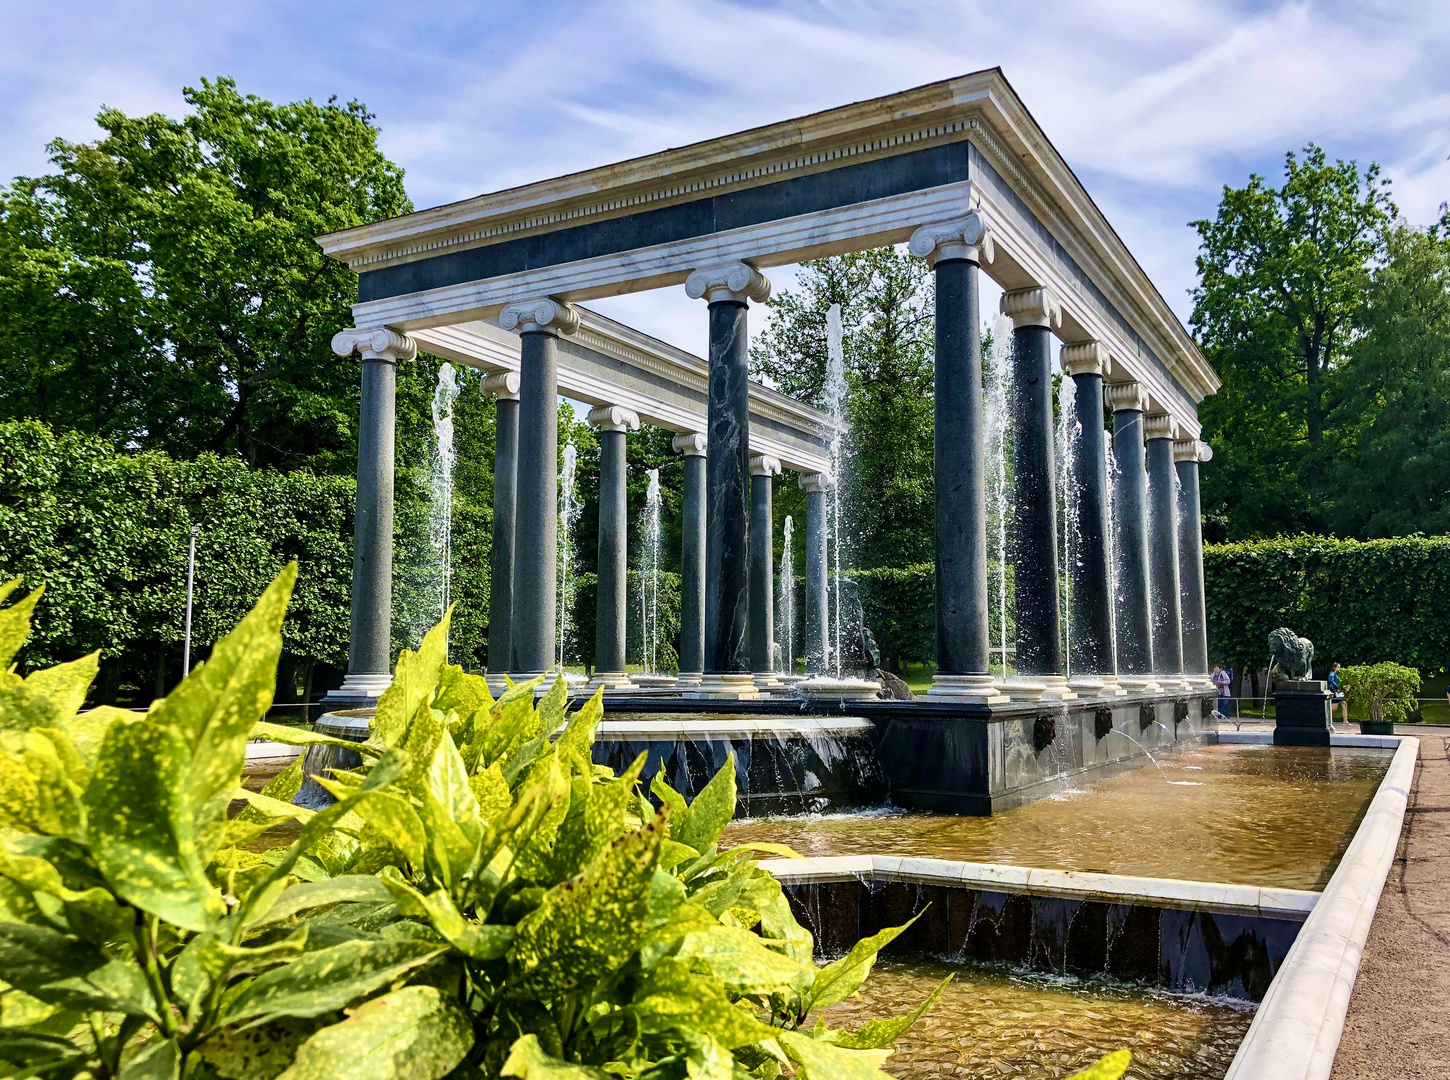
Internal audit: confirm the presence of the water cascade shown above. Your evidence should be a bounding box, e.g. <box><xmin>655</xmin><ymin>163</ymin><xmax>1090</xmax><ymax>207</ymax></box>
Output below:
<box><xmin>1055</xmin><ymin>370</ymin><xmax>1081</xmax><ymax>675</ymax></box>
<box><xmin>419</xmin><ymin>362</ymin><xmax>462</xmax><ymax>647</ymax></box>
<box><xmin>640</xmin><ymin>468</ymin><xmax>663</xmax><ymax>676</ymax></box>
<box><xmin>778</xmin><ymin>515</ymin><xmax>795</xmax><ymax>677</ymax></box>
<box><xmin>984</xmin><ymin>314</ymin><xmax>1016</xmax><ymax>676</ymax></box>
<box><xmin>558</xmin><ymin>441</ymin><xmax>580</xmax><ymax>670</ymax></box>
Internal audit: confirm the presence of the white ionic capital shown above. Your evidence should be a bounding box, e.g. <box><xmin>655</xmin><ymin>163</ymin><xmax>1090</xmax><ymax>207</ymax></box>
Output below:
<box><xmin>749</xmin><ymin>454</ymin><xmax>782</xmax><ymax>478</ymax></box>
<box><xmin>1104</xmin><ymin>381</ymin><xmax>1148</xmax><ymax>413</ymax></box>
<box><xmin>1000</xmin><ymin>286</ymin><xmax>1063</xmax><ymax>330</ymax></box>
<box><xmin>1173</xmin><ymin>438</ymin><xmax>1213</xmax><ymax>463</ymax></box>
<box><xmin>499</xmin><ymin>297</ymin><xmax>580</xmax><ymax>335</ymax></box>
<box><xmin>1143</xmin><ymin>413</ymin><xmax>1179</xmax><ymax>441</ymax></box>
<box><xmin>908</xmin><ymin>208</ymin><xmax>994</xmax><ymax>268</ymax></box>
<box><xmin>586</xmin><ymin>405</ymin><xmax>640</xmax><ymax>434</ymax></box>
<box><xmin>671</xmin><ymin>432</ymin><xmax>707</xmax><ymax>457</ymax></box>
<box><xmin>798</xmin><ymin>471</ymin><xmax>834</xmax><ymax>494</ymax></box>
<box><xmin>684</xmin><ymin>262</ymin><xmax>771</xmax><ymax>305</ymax></box>
<box><xmin>1060</xmin><ymin>341</ymin><xmax>1111</xmax><ymax>378</ymax></box>
<box><xmin>331</xmin><ymin>327</ymin><xmax>417</xmax><ymax>363</ymax></box>
<box><xmin>482</xmin><ymin>371</ymin><xmax>520</xmax><ymax>401</ymax></box>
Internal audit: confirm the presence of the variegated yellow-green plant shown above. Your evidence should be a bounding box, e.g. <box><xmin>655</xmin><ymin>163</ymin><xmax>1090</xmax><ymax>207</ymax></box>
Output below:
<box><xmin>0</xmin><ymin>566</ymin><xmax>1130</xmax><ymax>1080</ymax></box>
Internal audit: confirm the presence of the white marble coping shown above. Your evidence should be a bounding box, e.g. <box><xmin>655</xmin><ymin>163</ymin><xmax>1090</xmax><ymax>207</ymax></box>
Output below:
<box><xmin>244</xmin><ymin>740</ymin><xmax>303</xmax><ymax>763</ymax></box>
<box><xmin>1212</xmin><ymin>730</ymin><xmax>1403</xmax><ymax>750</ymax></box>
<box><xmin>755</xmin><ymin>854</ymin><xmax>1318</xmax><ymax>922</ymax></box>
<box><xmin>1223</xmin><ymin>734</ymin><xmax>1418</xmax><ymax>1080</ymax></box>
<box><xmin>595</xmin><ymin>716</ymin><xmax>875</xmax><ymax>740</ymax></box>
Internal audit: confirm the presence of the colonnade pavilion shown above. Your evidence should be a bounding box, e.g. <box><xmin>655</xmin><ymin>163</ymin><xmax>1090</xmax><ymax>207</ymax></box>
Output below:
<box><xmin>317</xmin><ymin>68</ymin><xmax>1220</xmax><ymax>708</ymax></box>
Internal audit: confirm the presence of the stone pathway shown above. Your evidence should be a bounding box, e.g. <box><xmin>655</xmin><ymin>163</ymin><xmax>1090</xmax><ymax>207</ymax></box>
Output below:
<box><xmin>1331</xmin><ymin>729</ymin><xmax>1450</xmax><ymax>1079</ymax></box>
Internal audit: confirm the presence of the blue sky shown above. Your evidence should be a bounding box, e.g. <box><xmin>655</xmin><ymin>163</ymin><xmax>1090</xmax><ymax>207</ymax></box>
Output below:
<box><xmin>3</xmin><ymin>0</ymin><xmax>1447</xmax><ymax>358</ymax></box>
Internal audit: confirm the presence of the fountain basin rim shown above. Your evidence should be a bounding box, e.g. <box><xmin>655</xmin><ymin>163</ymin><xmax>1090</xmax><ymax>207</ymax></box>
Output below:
<box><xmin>757</xmin><ymin>853</ymin><xmax>1318</xmax><ymax>922</ymax></box>
<box><xmin>1220</xmin><ymin>733</ymin><xmax>1417</xmax><ymax>1080</ymax></box>
<box><xmin>312</xmin><ymin>710</ymin><xmax>877</xmax><ymax>743</ymax></box>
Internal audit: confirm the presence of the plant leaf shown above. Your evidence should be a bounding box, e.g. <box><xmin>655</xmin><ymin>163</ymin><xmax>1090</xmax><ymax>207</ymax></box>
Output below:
<box><xmin>833</xmin><ymin>974</ymin><xmax>952</xmax><ymax>1049</ymax></box>
<box><xmin>677</xmin><ymin>754</ymin><xmax>736</xmax><ymax>854</ymax></box>
<box><xmin>501</xmin><ymin>1034</ymin><xmax>610</xmax><ymax>1080</ymax></box>
<box><xmin>778</xmin><ymin>1030</ymin><xmax>892</xmax><ymax>1080</ymax></box>
<box><xmin>808</xmin><ymin>914</ymin><xmax>920</xmax><ymax>1011</ymax></box>
<box><xmin>1065</xmin><ymin>1050</ymin><xmax>1132</xmax><ymax>1080</ymax></box>
<box><xmin>371</xmin><ymin>612</ymin><xmax>450</xmax><ymax>750</ymax></box>
<box><xmin>278</xmin><ymin>985</ymin><xmax>472</xmax><ymax>1080</ymax></box>
<box><xmin>630</xmin><ymin>958</ymin><xmax>778</xmax><ymax>1049</ymax></box>
<box><xmin>220</xmin><ymin>938</ymin><xmax>447</xmax><ymax>1025</ymax></box>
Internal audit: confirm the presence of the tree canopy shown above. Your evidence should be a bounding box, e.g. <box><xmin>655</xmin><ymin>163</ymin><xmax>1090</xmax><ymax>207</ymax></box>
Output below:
<box><xmin>0</xmin><ymin>77</ymin><xmax>411</xmax><ymax>473</ymax></box>
<box><xmin>751</xmin><ymin>247</ymin><xmax>935</xmax><ymax>571</ymax></box>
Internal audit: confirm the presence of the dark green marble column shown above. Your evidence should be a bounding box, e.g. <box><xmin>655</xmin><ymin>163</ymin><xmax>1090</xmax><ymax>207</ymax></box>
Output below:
<box><xmin>484</xmin><ymin>373</ymin><xmax>519</xmax><ymax>681</ymax></box>
<box><xmin>1175</xmin><ymin>439</ymin><xmax>1211</xmax><ymax>679</ymax></box>
<box><xmin>673</xmin><ymin>433</ymin><xmax>708</xmax><ymax>684</ymax></box>
<box><xmin>1145</xmin><ymin>415</ymin><xmax>1184</xmax><ymax>679</ymax></box>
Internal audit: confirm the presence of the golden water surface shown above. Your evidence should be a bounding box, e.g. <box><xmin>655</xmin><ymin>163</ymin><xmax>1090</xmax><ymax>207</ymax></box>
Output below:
<box><xmin>826</xmin><ymin>959</ymin><xmax>1252</xmax><ymax>1080</ymax></box>
<box><xmin>725</xmin><ymin>745</ymin><xmax>1391</xmax><ymax>890</ymax></box>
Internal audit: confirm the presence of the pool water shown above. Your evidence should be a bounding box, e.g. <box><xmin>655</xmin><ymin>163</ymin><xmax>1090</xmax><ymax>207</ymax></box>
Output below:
<box><xmin>825</xmin><ymin>958</ymin><xmax>1252</xmax><ymax>1080</ymax></box>
<box><xmin>726</xmin><ymin>744</ymin><xmax>1391</xmax><ymax>890</ymax></box>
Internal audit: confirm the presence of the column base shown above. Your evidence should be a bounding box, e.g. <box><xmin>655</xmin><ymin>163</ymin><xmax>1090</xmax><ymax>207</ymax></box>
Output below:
<box><xmin>1096</xmin><ymin>673</ymin><xmax>1130</xmax><ymax>698</ymax></box>
<box><xmin>1118</xmin><ymin>674</ymin><xmax>1163</xmax><ymax>694</ymax></box>
<box><xmin>928</xmin><ymin>673</ymin><xmax>1009</xmax><ymax>705</ymax></box>
<box><xmin>630</xmin><ymin>674</ymin><xmax>678</xmax><ymax>688</ymax></box>
<box><xmin>323</xmin><ymin>672</ymin><xmax>392</xmax><ymax>703</ymax></box>
<box><xmin>587</xmin><ymin>671</ymin><xmax>638</xmax><ymax>692</ymax></box>
<box><xmin>1187</xmin><ymin>673</ymin><xmax>1216</xmax><ymax>691</ymax></box>
<box><xmin>1038</xmin><ymin>674</ymin><xmax>1078</xmax><ymax>702</ymax></box>
<box><xmin>999</xmin><ymin>676</ymin><xmax>1047</xmax><ymax>702</ymax></box>
<box><xmin>796</xmin><ymin>677</ymin><xmax>882</xmax><ymax>702</ymax></box>
<box><xmin>1160</xmin><ymin>673</ymin><xmax>1197</xmax><ymax>693</ymax></box>
<box><xmin>674</xmin><ymin>672</ymin><xmax>704</xmax><ymax>686</ymax></box>
<box><xmin>681</xmin><ymin>673</ymin><xmax>762</xmax><ymax>701</ymax></box>
<box><xmin>753</xmin><ymin>672</ymin><xmax>786</xmax><ymax>690</ymax></box>
<box><xmin>485</xmin><ymin>673</ymin><xmax>511</xmax><ymax>696</ymax></box>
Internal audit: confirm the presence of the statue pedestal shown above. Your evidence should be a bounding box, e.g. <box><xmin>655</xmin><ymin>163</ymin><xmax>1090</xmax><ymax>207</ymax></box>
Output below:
<box><xmin>1273</xmin><ymin>680</ymin><xmax>1332</xmax><ymax>746</ymax></box>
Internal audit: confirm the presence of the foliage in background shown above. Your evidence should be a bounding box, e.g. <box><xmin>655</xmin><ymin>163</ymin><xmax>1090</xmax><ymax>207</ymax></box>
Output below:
<box><xmin>1325</xmin><ymin>214</ymin><xmax>1450</xmax><ymax>537</ymax></box>
<box><xmin>751</xmin><ymin>249</ymin><xmax>936</xmax><ymax>573</ymax></box>
<box><xmin>0</xmin><ymin>78</ymin><xmax>411</xmax><ymax>475</ymax></box>
<box><xmin>0</xmin><ymin>573</ymin><xmax>1147</xmax><ymax>1080</ymax></box>
<box><xmin>0</xmin><ymin>421</ymin><xmax>352</xmax><ymax>704</ymax></box>
<box><xmin>1339</xmin><ymin>662</ymin><xmax>1422</xmax><ymax>724</ymax></box>
<box><xmin>1204</xmin><ymin>536</ymin><xmax>1450</xmax><ymax>676</ymax></box>
<box><xmin>1191</xmin><ymin>144</ymin><xmax>1394</xmax><ymax>540</ymax></box>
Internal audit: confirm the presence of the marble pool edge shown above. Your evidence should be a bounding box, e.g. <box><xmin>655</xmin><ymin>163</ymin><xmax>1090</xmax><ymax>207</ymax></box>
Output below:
<box><xmin>1222</xmin><ymin>732</ymin><xmax>1417</xmax><ymax>1080</ymax></box>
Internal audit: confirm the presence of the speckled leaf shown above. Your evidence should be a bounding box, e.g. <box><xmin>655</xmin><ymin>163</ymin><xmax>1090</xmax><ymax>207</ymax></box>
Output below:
<box><xmin>743</xmin><ymin>872</ymin><xmax>814</xmax><ymax>965</ymax></box>
<box><xmin>481</xmin><ymin>678</ymin><xmax>546</xmax><ymax>769</ymax></box>
<box><xmin>0</xmin><ymin>652</ymin><xmax>100</xmax><ymax>733</ymax></box>
<box><xmin>501</xmin><ymin>1034</ymin><xmax>610</xmax><ymax>1080</ymax></box>
<box><xmin>1065</xmin><ymin>1050</ymin><xmax>1131</xmax><ymax>1080</ymax></box>
<box><xmin>554</xmin><ymin>687</ymin><xmax>603</xmax><ymax>772</ymax></box>
<box><xmin>147</xmin><ymin>564</ymin><xmax>295</xmax><ymax>864</ymax></box>
<box><xmin>0</xmin><ymin>582</ymin><xmax>42</xmax><ymax>672</ymax></box>
<box><xmin>249</xmin><ymin>722</ymin><xmax>382</xmax><ymax>756</ymax></box>
<box><xmin>551</xmin><ymin>753</ymin><xmax>645</xmax><ymax>876</ymax></box>
<box><xmin>197</xmin><ymin>1018</ymin><xmax>322</xmax><ymax>1080</ymax></box>
<box><xmin>649</xmin><ymin>775</ymin><xmax>687</xmax><ymax>840</ymax></box>
<box><xmin>0</xmin><ymin>922</ymin><xmax>107</xmax><ymax>995</ymax></box>
<box><xmin>675</xmin><ymin>922</ymin><xmax>811</xmax><ymax>996</ymax></box>
<box><xmin>470</xmin><ymin>762</ymin><xmax>513</xmax><ymax>824</ymax></box>
<box><xmin>808</xmin><ymin>915</ymin><xmax>920</xmax><ymax>1011</ymax></box>
<box><xmin>680</xmin><ymin>1030</ymin><xmax>734</xmax><ymax>1080</ymax></box>
<box><xmin>833</xmin><ymin>973</ymin><xmax>951</xmax><ymax>1049</ymax></box>
<box><xmin>0</xmin><ymin>848</ymin><xmax>130</xmax><ymax>941</ymax></box>
<box><xmin>117</xmin><ymin>1036</ymin><xmax>179</xmax><ymax>1079</ymax></box>
<box><xmin>677</xmin><ymin>755</ymin><xmax>735</xmax><ymax>854</ymax></box>
<box><xmin>630</xmin><ymin>958</ymin><xmax>778</xmax><ymax>1048</ymax></box>
<box><xmin>372</xmin><ymin>611</ymin><xmax>451</xmax><ymax>750</ymax></box>
<box><xmin>84</xmin><ymin>717</ymin><xmax>223</xmax><ymax>930</ymax></box>
<box><xmin>435</xmin><ymin>664</ymin><xmax>492</xmax><ymax>729</ymax></box>
<box><xmin>220</xmin><ymin>937</ymin><xmax>447</xmax><ymax>1024</ymax></box>
<box><xmin>778</xmin><ymin>1031</ymin><xmax>892</xmax><ymax>1080</ymax></box>
<box><xmin>0</xmin><ymin>1028</ymin><xmax>87</xmax><ymax>1074</ymax></box>
<box><xmin>278</xmin><ymin>985</ymin><xmax>471</xmax><ymax>1080</ymax></box>
<box><xmin>345</xmin><ymin>789</ymin><xmax>428</xmax><ymax>870</ymax></box>
<box><xmin>507</xmin><ymin>810</ymin><xmax>664</xmax><ymax>995</ymax></box>
<box><xmin>255</xmin><ymin>875</ymin><xmax>395</xmax><ymax>928</ymax></box>
<box><xmin>62</xmin><ymin>706</ymin><xmax>132</xmax><ymax>769</ymax></box>
<box><xmin>420</xmin><ymin>887</ymin><xmax>514</xmax><ymax>960</ymax></box>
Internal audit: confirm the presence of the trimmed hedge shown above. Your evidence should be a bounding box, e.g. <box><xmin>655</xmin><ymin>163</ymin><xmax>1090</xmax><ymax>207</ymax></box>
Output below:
<box><xmin>1204</xmin><ymin>535</ymin><xmax>1450</xmax><ymax>676</ymax></box>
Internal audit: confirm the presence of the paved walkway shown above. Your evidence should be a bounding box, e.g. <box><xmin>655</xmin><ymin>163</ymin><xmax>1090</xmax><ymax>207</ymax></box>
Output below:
<box><xmin>1330</xmin><ymin>728</ymin><xmax>1450</xmax><ymax>1079</ymax></box>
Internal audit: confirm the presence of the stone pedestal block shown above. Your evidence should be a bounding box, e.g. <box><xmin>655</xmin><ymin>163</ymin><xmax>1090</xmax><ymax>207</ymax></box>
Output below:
<box><xmin>1273</xmin><ymin>681</ymin><xmax>1332</xmax><ymax>746</ymax></box>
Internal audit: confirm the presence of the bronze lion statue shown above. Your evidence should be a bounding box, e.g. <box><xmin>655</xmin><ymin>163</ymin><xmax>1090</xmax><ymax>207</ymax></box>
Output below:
<box><xmin>1268</xmin><ymin>626</ymin><xmax>1314</xmax><ymax>682</ymax></box>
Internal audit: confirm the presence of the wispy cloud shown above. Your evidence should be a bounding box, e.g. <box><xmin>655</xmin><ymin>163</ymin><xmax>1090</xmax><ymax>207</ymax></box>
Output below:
<box><xmin>3</xmin><ymin>0</ymin><xmax>1447</xmax><ymax>356</ymax></box>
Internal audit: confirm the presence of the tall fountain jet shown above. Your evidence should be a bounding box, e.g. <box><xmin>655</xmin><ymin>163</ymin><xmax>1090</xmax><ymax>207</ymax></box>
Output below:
<box><xmin>427</xmin><ymin>362</ymin><xmax>462</xmax><ymax>642</ymax></box>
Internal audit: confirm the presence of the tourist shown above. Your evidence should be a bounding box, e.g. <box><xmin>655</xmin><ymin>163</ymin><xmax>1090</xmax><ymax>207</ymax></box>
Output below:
<box><xmin>1211</xmin><ymin>663</ymin><xmax>1231</xmax><ymax>716</ymax></box>
<box><xmin>1329</xmin><ymin>662</ymin><xmax>1348</xmax><ymax>724</ymax></box>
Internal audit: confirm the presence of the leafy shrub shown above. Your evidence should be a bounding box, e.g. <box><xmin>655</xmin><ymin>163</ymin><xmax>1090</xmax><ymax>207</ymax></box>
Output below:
<box><xmin>0</xmin><ymin>568</ymin><xmax>1128</xmax><ymax>1080</ymax></box>
<box><xmin>1339</xmin><ymin>662</ymin><xmax>1421</xmax><ymax>724</ymax></box>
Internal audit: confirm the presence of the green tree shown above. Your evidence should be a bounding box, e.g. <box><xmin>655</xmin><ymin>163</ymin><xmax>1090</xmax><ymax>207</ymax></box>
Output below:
<box><xmin>0</xmin><ymin>77</ymin><xmax>411</xmax><ymax>473</ymax></box>
<box><xmin>751</xmin><ymin>248</ymin><xmax>935</xmax><ymax>571</ymax></box>
<box><xmin>1190</xmin><ymin>145</ymin><xmax>1394</xmax><ymax>539</ymax></box>
<box><xmin>1327</xmin><ymin>213</ymin><xmax>1450</xmax><ymax>537</ymax></box>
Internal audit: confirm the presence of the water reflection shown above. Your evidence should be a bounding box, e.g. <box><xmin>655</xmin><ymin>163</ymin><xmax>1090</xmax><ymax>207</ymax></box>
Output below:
<box><xmin>825</xmin><ymin>958</ymin><xmax>1251</xmax><ymax>1080</ymax></box>
<box><xmin>726</xmin><ymin>745</ymin><xmax>1391</xmax><ymax>890</ymax></box>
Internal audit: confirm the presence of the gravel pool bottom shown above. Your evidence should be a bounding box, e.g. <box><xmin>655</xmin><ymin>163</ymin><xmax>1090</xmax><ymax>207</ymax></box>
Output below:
<box><xmin>725</xmin><ymin>744</ymin><xmax>1391</xmax><ymax>890</ymax></box>
<box><xmin>833</xmin><ymin>959</ymin><xmax>1251</xmax><ymax>1080</ymax></box>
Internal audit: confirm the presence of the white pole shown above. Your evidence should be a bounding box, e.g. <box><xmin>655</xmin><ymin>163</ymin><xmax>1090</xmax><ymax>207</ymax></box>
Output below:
<box><xmin>182</xmin><ymin>525</ymin><xmax>198</xmax><ymax>677</ymax></box>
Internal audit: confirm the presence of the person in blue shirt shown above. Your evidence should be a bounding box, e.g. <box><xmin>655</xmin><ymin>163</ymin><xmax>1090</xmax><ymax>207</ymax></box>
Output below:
<box><xmin>1328</xmin><ymin>662</ymin><xmax>1348</xmax><ymax>724</ymax></box>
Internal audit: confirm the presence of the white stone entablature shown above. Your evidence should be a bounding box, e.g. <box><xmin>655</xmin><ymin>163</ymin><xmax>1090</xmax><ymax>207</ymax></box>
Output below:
<box><xmin>319</xmin><ymin>69</ymin><xmax>1217</xmax><ymax>435</ymax></box>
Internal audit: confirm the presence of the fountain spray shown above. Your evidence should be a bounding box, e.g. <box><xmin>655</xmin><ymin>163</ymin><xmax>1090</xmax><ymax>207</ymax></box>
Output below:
<box><xmin>558</xmin><ymin>441</ymin><xmax>580</xmax><ymax>668</ymax></box>
<box><xmin>825</xmin><ymin>303</ymin><xmax>848</xmax><ymax>676</ymax></box>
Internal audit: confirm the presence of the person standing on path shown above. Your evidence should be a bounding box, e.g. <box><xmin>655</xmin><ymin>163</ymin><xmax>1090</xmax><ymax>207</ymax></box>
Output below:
<box><xmin>1329</xmin><ymin>662</ymin><xmax>1348</xmax><ymax>724</ymax></box>
<box><xmin>1211</xmin><ymin>663</ymin><xmax>1232</xmax><ymax>716</ymax></box>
